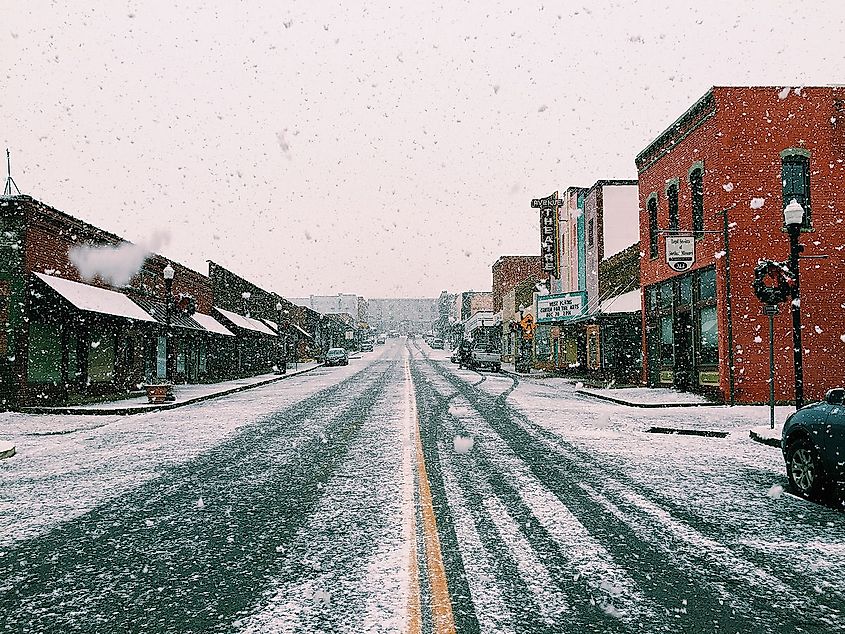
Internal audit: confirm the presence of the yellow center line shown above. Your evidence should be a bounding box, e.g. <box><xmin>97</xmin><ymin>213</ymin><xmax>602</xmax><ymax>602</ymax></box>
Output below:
<box><xmin>405</xmin><ymin>359</ymin><xmax>456</xmax><ymax>634</ymax></box>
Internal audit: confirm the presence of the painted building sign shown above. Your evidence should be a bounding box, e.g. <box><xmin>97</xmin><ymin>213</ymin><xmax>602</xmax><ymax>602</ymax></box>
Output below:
<box><xmin>536</xmin><ymin>291</ymin><xmax>587</xmax><ymax>323</ymax></box>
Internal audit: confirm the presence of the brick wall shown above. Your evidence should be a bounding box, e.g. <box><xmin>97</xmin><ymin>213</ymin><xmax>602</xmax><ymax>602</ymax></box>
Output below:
<box><xmin>492</xmin><ymin>255</ymin><xmax>543</xmax><ymax>312</ymax></box>
<box><xmin>637</xmin><ymin>86</ymin><xmax>845</xmax><ymax>403</ymax></box>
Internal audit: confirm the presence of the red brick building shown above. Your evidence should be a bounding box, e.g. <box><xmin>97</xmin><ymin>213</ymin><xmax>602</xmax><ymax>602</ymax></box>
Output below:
<box><xmin>0</xmin><ymin>195</ymin><xmax>285</xmax><ymax>408</ymax></box>
<box><xmin>637</xmin><ymin>86</ymin><xmax>845</xmax><ymax>404</ymax></box>
<box><xmin>492</xmin><ymin>255</ymin><xmax>543</xmax><ymax>312</ymax></box>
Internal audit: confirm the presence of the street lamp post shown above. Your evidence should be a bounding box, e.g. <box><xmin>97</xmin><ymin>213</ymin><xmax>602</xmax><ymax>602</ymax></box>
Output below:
<box><xmin>784</xmin><ymin>199</ymin><xmax>805</xmax><ymax>410</ymax></box>
<box><xmin>276</xmin><ymin>301</ymin><xmax>287</xmax><ymax>374</ymax></box>
<box><xmin>162</xmin><ymin>263</ymin><xmax>175</xmax><ymax>387</ymax></box>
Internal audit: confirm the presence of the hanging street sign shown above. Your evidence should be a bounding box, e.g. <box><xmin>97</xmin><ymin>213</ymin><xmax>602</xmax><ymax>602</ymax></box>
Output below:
<box><xmin>665</xmin><ymin>236</ymin><xmax>695</xmax><ymax>272</ymax></box>
<box><xmin>536</xmin><ymin>291</ymin><xmax>587</xmax><ymax>323</ymax></box>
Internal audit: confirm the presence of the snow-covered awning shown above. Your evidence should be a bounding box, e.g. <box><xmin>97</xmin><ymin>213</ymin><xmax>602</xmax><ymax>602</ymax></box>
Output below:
<box><xmin>288</xmin><ymin>322</ymin><xmax>313</xmax><ymax>340</ymax></box>
<box><xmin>192</xmin><ymin>312</ymin><xmax>235</xmax><ymax>337</ymax></box>
<box><xmin>260</xmin><ymin>317</ymin><xmax>313</xmax><ymax>340</ymax></box>
<box><xmin>214</xmin><ymin>307</ymin><xmax>277</xmax><ymax>336</ymax></box>
<box><xmin>599</xmin><ymin>288</ymin><xmax>642</xmax><ymax>314</ymax></box>
<box><xmin>34</xmin><ymin>273</ymin><xmax>157</xmax><ymax>323</ymax></box>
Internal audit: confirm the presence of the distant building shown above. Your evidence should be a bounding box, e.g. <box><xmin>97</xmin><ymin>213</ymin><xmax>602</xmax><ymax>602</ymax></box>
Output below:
<box><xmin>367</xmin><ymin>298</ymin><xmax>438</xmax><ymax>334</ymax></box>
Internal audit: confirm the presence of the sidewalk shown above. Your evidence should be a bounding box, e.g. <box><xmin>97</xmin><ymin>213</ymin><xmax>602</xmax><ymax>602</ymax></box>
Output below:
<box><xmin>499</xmin><ymin>362</ymin><xmax>555</xmax><ymax>379</ymax></box>
<box><xmin>18</xmin><ymin>362</ymin><xmax>323</xmax><ymax>416</ymax></box>
<box><xmin>575</xmin><ymin>385</ymin><xmax>717</xmax><ymax>408</ymax></box>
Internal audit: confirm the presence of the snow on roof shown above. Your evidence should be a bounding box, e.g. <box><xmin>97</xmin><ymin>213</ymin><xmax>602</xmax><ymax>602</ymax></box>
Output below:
<box><xmin>214</xmin><ymin>307</ymin><xmax>277</xmax><ymax>336</ymax></box>
<box><xmin>192</xmin><ymin>312</ymin><xmax>235</xmax><ymax>337</ymax></box>
<box><xmin>34</xmin><ymin>272</ymin><xmax>157</xmax><ymax>323</ymax></box>
<box><xmin>260</xmin><ymin>317</ymin><xmax>313</xmax><ymax>339</ymax></box>
<box><xmin>599</xmin><ymin>288</ymin><xmax>642</xmax><ymax>314</ymax></box>
<box><xmin>288</xmin><ymin>322</ymin><xmax>313</xmax><ymax>339</ymax></box>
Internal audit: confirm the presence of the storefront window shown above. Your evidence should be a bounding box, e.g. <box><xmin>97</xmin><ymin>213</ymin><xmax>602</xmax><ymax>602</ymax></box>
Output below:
<box><xmin>659</xmin><ymin>281</ymin><xmax>673</xmax><ymax>309</ymax></box>
<box><xmin>647</xmin><ymin>286</ymin><xmax>658</xmax><ymax>312</ymax></box>
<box><xmin>156</xmin><ymin>336</ymin><xmax>166</xmax><ymax>378</ymax></box>
<box><xmin>660</xmin><ymin>315</ymin><xmax>674</xmax><ymax>364</ymax></box>
<box><xmin>699</xmin><ymin>267</ymin><xmax>716</xmax><ymax>301</ymax></box>
<box><xmin>177</xmin><ymin>339</ymin><xmax>186</xmax><ymax>374</ymax></box>
<box><xmin>88</xmin><ymin>330</ymin><xmax>115</xmax><ymax>383</ymax></box>
<box><xmin>199</xmin><ymin>341</ymin><xmax>207</xmax><ymax>374</ymax></box>
<box><xmin>27</xmin><ymin>322</ymin><xmax>61</xmax><ymax>383</ymax></box>
<box><xmin>698</xmin><ymin>305</ymin><xmax>718</xmax><ymax>365</ymax></box>
<box><xmin>679</xmin><ymin>276</ymin><xmax>692</xmax><ymax>306</ymax></box>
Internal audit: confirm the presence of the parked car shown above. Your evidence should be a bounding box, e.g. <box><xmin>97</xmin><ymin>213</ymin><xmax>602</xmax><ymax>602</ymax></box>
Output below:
<box><xmin>782</xmin><ymin>387</ymin><xmax>845</xmax><ymax>500</ymax></box>
<box><xmin>429</xmin><ymin>337</ymin><xmax>444</xmax><ymax>349</ymax></box>
<box><xmin>376</xmin><ymin>336</ymin><xmax>386</xmax><ymax>345</ymax></box>
<box><xmin>450</xmin><ymin>347</ymin><xmax>460</xmax><ymax>363</ymax></box>
<box><xmin>324</xmin><ymin>347</ymin><xmax>349</xmax><ymax>367</ymax></box>
<box><xmin>467</xmin><ymin>343</ymin><xmax>501</xmax><ymax>372</ymax></box>
<box><xmin>361</xmin><ymin>341</ymin><xmax>374</xmax><ymax>352</ymax></box>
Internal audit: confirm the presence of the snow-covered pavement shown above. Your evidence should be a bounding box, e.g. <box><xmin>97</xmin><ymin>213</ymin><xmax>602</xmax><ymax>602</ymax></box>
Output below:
<box><xmin>411</xmin><ymin>342</ymin><xmax>845</xmax><ymax>633</ymax></box>
<box><xmin>0</xmin><ymin>338</ymin><xmax>842</xmax><ymax>633</ymax></box>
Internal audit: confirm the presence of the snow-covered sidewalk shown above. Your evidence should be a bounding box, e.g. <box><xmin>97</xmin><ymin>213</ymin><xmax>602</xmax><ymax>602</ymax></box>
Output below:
<box><xmin>16</xmin><ymin>362</ymin><xmax>322</xmax><ymax>419</ymax></box>
<box><xmin>576</xmin><ymin>385</ymin><xmax>717</xmax><ymax>407</ymax></box>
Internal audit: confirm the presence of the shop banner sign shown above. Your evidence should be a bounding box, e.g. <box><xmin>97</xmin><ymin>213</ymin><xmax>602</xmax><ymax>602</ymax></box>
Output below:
<box><xmin>536</xmin><ymin>291</ymin><xmax>586</xmax><ymax>323</ymax></box>
<box><xmin>666</xmin><ymin>236</ymin><xmax>695</xmax><ymax>272</ymax></box>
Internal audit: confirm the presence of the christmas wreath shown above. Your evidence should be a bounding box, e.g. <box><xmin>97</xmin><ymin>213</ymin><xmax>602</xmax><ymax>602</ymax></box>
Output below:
<box><xmin>173</xmin><ymin>292</ymin><xmax>198</xmax><ymax>317</ymax></box>
<box><xmin>752</xmin><ymin>260</ymin><xmax>793</xmax><ymax>305</ymax></box>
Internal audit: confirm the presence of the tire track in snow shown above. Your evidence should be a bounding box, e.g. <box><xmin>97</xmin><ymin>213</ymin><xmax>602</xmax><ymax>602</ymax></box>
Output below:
<box><xmin>0</xmin><ymin>361</ymin><xmax>396</xmax><ymax>633</ymax></box>
<box><xmin>427</xmin><ymin>353</ymin><xmax>844</xmax><ymax>633</ymax></box>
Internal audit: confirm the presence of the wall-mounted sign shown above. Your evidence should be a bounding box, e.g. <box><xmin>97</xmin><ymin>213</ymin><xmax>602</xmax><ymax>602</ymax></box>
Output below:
<box><xmin>665</xmin><ymin>236</ymin><xmax>695</xmax><ymax>272</ymax></box>
<box><xmin>533</xmin><ymin>191</ymin><xmax>562</xmax><ymax>277</ymax></box>
<box><xmin>536</xmin><ymin>291</ymin><xmax>586</xmax><ymax>323</ymax></box>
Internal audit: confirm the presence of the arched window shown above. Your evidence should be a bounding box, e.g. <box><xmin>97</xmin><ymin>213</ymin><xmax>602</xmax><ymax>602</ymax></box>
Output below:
<box><xmin>781</xmin><ymin>151</ymin><xmax>811</xmax><ymax>229</ymax></box>
<box><xmin>648</xmin><ymin>195</ymin><xmax>659</xmax><ymax>258</ymax></box>
<box><xmin>690</xmin><ymin>168</ymin><xmax>704</xmax><ymax>238</ymax></box>
<box><xmin>667</xmin><ymin>183</ymin><xmax>679</xmax><ymax>231</ymax></box>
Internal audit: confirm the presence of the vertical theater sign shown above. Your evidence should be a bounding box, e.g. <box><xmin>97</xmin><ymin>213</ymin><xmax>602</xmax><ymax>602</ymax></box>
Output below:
<box><xmin>530</xmin><ymin>191</ymin><xmax>563</xmax><ymax>280</ymax></box>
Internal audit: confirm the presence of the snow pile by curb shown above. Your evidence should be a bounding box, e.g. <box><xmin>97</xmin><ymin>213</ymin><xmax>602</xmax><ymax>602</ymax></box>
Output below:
<box><xmin>0</xmin><ymin>441</ymin><xmax>16</xmax><ymax>460</ymax></box>
<box><xmin>749</xmin><ymin>426</ymin><xmax>781</xmax><ymax>448</ymax></box>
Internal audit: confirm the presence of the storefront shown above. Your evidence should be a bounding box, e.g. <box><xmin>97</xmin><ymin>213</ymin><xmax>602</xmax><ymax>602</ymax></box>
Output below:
<box><xmin>643</xmin><ymin>266</ymin><xmax>718</xmax><ymax>392</ymax></box>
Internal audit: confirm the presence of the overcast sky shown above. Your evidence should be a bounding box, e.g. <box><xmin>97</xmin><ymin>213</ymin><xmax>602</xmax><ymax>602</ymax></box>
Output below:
<box><xmin>4</xmin><ymin>1</ymin><xmax>844</xmax><ymax>298</ymax></box>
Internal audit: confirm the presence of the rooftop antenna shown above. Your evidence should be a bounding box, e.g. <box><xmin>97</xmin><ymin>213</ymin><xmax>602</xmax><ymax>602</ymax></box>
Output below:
<box><xmin>3</xmin><ymin>149</ymin><xmax>21</xmax><ymax>196</ymax></box>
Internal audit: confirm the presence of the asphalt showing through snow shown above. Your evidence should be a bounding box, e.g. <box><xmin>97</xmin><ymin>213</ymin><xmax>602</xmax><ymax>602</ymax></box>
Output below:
<box><xmin>409</xmin><ymin>341</ymin><xmax>845</xmax><ymax>634</ymax></box>
<box><xmin>1</xmin><ymin>338</ymin><xmax>844</xmax><ymax>633</ymax></box>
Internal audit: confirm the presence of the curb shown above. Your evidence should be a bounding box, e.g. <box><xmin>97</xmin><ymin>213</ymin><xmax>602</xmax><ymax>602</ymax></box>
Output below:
<box><xmin>19</xmin><ymin>364</ymin><xmax>324</xmax><ymax>416</ymax></box>
<box><xmin>575</xmin><ymin>389</ymin><xmax>720</xmax><ymax>409</ymax></box>
<box><xmin>0</xmin><ymin>444</ymin><xmax>15</xmax><ymax>460</ymax></box>
<box><xmin>749</xmin><ymin>428</ymin><xmax>782</xmax><ymax>448</ymax></box>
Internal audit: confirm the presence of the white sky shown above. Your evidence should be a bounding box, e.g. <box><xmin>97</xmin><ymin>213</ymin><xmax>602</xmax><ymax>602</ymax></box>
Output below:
<box><xmin>4</xmin><ymin>1</ymin><xmax>844</xmax><ymax>298</ymax></box>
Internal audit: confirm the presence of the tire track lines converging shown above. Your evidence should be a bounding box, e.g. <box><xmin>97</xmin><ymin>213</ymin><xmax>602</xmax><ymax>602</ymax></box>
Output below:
<box><xmin>0</xmin><ymin>361</ymin><xmax>396</xmax><ymax>634</ymax></box>
<box><xmin>493</xmin><ymin>393</ymin><xmax>845</xmax><ymax>633</ymax></box>
<box><xmin>412</xmin><ymin>361</ymin><xmax>645</xmax><ymax>633</ymax></box>
<box><xmin>425</xmin><ymin>355</ymin><xmax>844</xmax><ymax>633</ymax></box>
<box><xmin>233</xmin><ymin>361</ymin><xmax>411</xmax><ymax>634</ymax></box>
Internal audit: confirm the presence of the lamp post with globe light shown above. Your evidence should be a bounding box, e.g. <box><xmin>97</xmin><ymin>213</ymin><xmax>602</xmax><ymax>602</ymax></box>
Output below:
<box><xmin>276</xmin><ymin>301</ymin><xmax>287</xmax><ymax>374</ymax></box>
<box><xmin>784</xmin><ymin>198</ymin><xmax>805</xmax><ymax>409</ymax></box>
<box><xmin>163</xmin><ymin>263</ymin><xmax>175</xmax><ymax>385</ymax></box>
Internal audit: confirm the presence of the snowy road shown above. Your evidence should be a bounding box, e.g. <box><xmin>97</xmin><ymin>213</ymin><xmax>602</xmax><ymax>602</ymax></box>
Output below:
<box><xmin>0</xmin><ymin>338</ymin><xmax>843</xmax><ymax>633</ymax></box>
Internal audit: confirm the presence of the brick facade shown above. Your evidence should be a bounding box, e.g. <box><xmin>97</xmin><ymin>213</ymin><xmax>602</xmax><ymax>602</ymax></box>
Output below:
<box><xmin>637</xmin><ymin>86</ymin><xmax>845</xmax><ymax>403</ymax></box>
<box><xmin>492</xmin><ymin>255</ymin><xmax>543</xmax><ymax>312</ymax></box>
